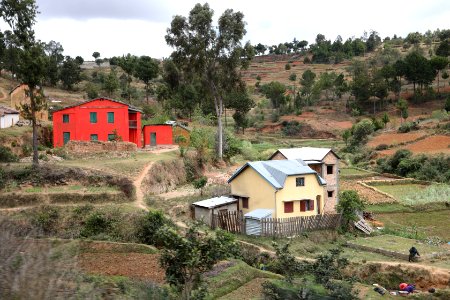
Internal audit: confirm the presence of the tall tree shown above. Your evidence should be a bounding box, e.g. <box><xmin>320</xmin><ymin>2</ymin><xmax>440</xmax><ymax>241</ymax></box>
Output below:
<box><xmin>430</xmin><ymin>56</ymin><xmax>449</xmax><ymax>95</ymax></box>
<box><xmin>165</xmin><ymin>3</ymin><xmax>254</xmax><ymax>159</ymax></box>
<box><xmin>134</xmin><ymin>55</ymin><xmax>159</xmax><ymax>103</ymax></box>
<box><xmin>117</xmin><ymin>53</ymin><xmax>138</xmax><ymax>104</ymax></box>
<box><xmin>1</xmin><ymin>0</ymin><xmax>47</xmax><ymax>167</ymax></box>
<box><xmin>43</xmin><ymin>40</ymin><xmax>64</xmax><ymax>86</ymax></box>
<box><xmin>59</xmin><ymin>55</ymin><xmax>82</xmax><ymax>90</ymax></box>
<box><xmin>300</xmin><ymin>69</ymin><xmax>316</xmax><ymax>106</ymax></box>
<box><xmin>102</xmin><ymin>68</ymin><xmax>119</xmax><ymax>97</ymax></box>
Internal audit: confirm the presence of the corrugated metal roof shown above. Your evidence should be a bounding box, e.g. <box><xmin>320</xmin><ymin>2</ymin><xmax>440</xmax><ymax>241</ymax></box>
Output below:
<box><xmin>192</xmin><ymin>196</ymin><xmax>237</xmax><ymax>209</ymax></box>
<box><xmin>0</xmin><ymin>105</ymin><xmax>19</xmax><ymax>117</ymax></box>
<box><xmin>244</xmin><ymin>209</ymin><xmax>273</xmax><ymax>220</ymax></box>
<box><xmin>52</xmin><ymin>97</ymin><xmax>143</xmax><ymax>113</ymax></box>
<box><xmin>228</xmin><ymin>159</ymin><xmax>323</xmax><ymax>189</ymax></box>
<box><xmin>272</xmin><ymin>147</ymin><xmax>340</xmax><ymax>160</ymax></box>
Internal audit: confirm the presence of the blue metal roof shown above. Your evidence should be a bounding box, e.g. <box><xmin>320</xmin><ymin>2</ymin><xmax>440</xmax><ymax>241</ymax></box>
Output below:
<box><xmin>228</xmin><ymin>159</ymin><xmax>326</xmax><ymax>189</ymax></box>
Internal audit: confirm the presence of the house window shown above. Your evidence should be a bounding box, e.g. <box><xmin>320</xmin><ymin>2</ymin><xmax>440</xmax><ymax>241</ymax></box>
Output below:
<box><xmin>107</xmin><ymin>112</ymin><xmax>114</xmax><ymax>123</ymax></box>
<box><xmin>90</xmin><ymin>134</ymin><xmax>98</xmax><ymax>141</ymax></box>
<box><xmin>327</xmin><ymin>191</ymin><xmax>334</xmax><ymax>198</ymax></box>
<box><xmin>242</xmin><ymin>197</ymin><xmax>249</xmax><ymax>209</ymax></box>
<box><xmin>296</xmin><ymin>177</ymin><xmax>305</xmax><ymax>186</ymax></box>
<box><xmin>90</xmin><ymin>112</ymin><xmax>97</xmax><ymax>123</ymax></box>
<box><xmin>108</xmin><ymin>134</ymin><xmax>115</xmax><ymax>141</ymax></box>
<box><xmin>327</xmin><ymin>165</ymin><xmax>334</xmax><ymax>175</ymax></box>
<box><xmin>284</xmin><ymin>201</ymin><xmax>294</xmax><ymax>213</ymax></box>
<box><xmin>62</xmin><ymin>114</ymin><xmax>69</xmax><ymax>123</ymax></box>
<box><xmin>300</xmin><ymin>200</ymin><xmax>315</xmax><ymax>212</ymax></box>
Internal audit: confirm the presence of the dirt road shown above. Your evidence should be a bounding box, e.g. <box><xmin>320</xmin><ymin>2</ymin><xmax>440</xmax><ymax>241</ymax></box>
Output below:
<box><xmin>133</xmin><ymin>162</ymin><xmax>153</xmax><ymax>211</ymax></box>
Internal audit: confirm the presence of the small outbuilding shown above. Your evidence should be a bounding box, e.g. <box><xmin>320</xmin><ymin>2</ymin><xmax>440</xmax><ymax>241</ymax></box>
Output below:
<box><xmin>191</xmin><ymin>196</ymin><xmax>238</xmax><ymax>226</ymax></box>
<box><xmin>142</xmin><ymin>124</ymin><xmax>173</xmax><ymax>147</ymax></box>
<box><xmin>0</xmin><ymin>105</ymin><xmax>20</xmax><ymax>129</ymax></box>
<box><xmin>244</xmin><ymin>209</ymin><xmax>273</xmax><ymax>236</ymax></box>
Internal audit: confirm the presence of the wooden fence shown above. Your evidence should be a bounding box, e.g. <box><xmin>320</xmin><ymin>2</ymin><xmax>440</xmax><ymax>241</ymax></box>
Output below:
<box><xmin>260</xmin><ymin>214</ymin><xmax>342</xmax><ymax>237</ymax></box>
<box><xmin>212</xmin><ymin>211</ymin><xmax>244</xmax><ymax>234</ymax></box>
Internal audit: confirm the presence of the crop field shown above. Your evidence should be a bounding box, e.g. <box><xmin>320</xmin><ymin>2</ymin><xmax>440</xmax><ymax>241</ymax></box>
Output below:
<box><xmin>367</xmin><ymin>132</ymin><xmax>427</xmax><ymax>148</ymax></box>
<box><xmin>372</xmin><ymin>183</ymin><xmax>450</xmax><ymax>205</ymax></box>
<box><xmin>379</xmin><ymin>135</ymin><xmax>450</xmax><ymax>156</ymax></box>
<box><xmin>376</xmin><ymin>210</ymin><xmax>450</xmax><ymax>241</ymax></box>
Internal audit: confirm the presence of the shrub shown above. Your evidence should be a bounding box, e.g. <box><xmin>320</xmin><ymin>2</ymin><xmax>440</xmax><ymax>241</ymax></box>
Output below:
<box><xmin>375</xmin><ymin>144</ymin><xmax>388</xmax><ymax>150</ymax></box>
<box><xmin>336</xmin><ymin>191</ymin><xmax>365</xmax><ymax>230</ymax></box>
<box><xmin>285</xmin><ymin>63</ymin><xmax>291</xmax><ymax>70</ymax></box>
<box><xmin>135</xmin><ymin>210</ymin><xmax>174</xmax><ymax>247</ymax></box>
<box><xmin>0</xmin><ymin>146</ymin><xmax>18</xmax><ymax>162</ymax></box>
<box><xmin>282</xmin><ymin>121</ymin><xmax>303</xmax><ymax>136</ymax></box>
<box><xmin>32</xmin><ymin>206</ymin><xmax>60</xmax><ymax>234</ymax></box>
<box><xmin>350</xmin><ymin>119</ymin><xmax>375</xmax><ymax>147</ymax></box>
<box><xmin>271</xmin><ymin>111</ymin><xmax>280</xmax><ymax>123</ymax></box>
<box><xmin>303</xmin><ymin>56</ymin><xmax>311</xmax><ymax>64</ymax></box>
<box><xmin>80</xmin><ymin>212</ymin><xmax>112</xmax><ymax>237</ymax></box>
<box><xmin>398</xmin><ymin>121</ymin><xmax>419</xmax><ymax>133</ymax></box>
<box><xmin>371</xmin><ymin>118</ymin><xmax>384</xmax><ymax>131</ymax></box>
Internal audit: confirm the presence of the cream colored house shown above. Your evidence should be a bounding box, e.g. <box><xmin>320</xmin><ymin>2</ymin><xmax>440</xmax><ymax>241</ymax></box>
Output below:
<box><xmin>269</xmin><ymin>147</ymin><xmax>340</xmax><ymax>212</ymax></box>
<box><xmin>0</xmin><ymin>106</ymin><xmax>19</xmax><ymax>129</ymax></box>
<box><xmin>228</xmin><ymin>159</ymin><xmax>327</xmax><ymax>219</ymax></box>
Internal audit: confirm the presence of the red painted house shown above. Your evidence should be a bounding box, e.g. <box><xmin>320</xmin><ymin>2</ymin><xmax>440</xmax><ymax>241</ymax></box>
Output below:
<box><xmin>53</xmin><ymin>98</ymin><xmax>142</xmax><ymax>147</ymax></box>
<box><xmin>143</xmin><ymin>124</ymin><xmax>173</xmax><ymax>147</ymax></box>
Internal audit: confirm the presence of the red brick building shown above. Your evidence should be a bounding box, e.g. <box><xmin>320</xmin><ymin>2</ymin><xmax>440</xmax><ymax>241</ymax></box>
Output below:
<box><xmin>53</xmin><ymin>98</ymin><xmax>142</xmax><ymax>147</ymax></box>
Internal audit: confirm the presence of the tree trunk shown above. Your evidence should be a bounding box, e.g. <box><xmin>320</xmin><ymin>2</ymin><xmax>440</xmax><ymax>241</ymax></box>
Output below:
<box><xmin>211</xmin><ymin>82</ymin><xmax>223</xmax><ymax>160</ymax></box>
<box><xmin>31</xmin><ymin>111</ymin><xmax>39</xmax><ymax>168</ymax></box>
<box><xmin>145</xmin><ymin>84</ymin><xmax>149</xmax><ymax>104</ymax></box>
<box><xmin>437</xmin><ymin>71</ymin><xmax>440</xmax><ymax>95</ymax></box>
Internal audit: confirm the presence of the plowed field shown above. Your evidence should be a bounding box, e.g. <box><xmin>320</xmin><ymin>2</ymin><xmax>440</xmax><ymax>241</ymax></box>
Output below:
<box><xmin>379</xmin><ymin>135</ymin><xmax>450</xmax><ymax>155</ymax></box>
<box><xmin>368</xmin><ymin>132</ymin><xmax>426</xmax><ymax>148</ymax></box>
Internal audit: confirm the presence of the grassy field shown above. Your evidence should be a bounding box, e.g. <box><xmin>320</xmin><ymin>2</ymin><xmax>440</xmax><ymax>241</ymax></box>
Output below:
<box><xmin>340</xmin><ymin>168</ymin><xmax>376</xmax><ymax>176</ymax></box>
<box><xmin>56</xmin><ymin>151</ymin><xmax>178</xmax><ymax>177</ymax></box>
<box><xmin>373</xmin><ymin>183</ymin><xmax>450</xmax><ymax>205</ymax></box>
<box><xmin>349</xmin><ymin>235</ymin><xmax>446</xmax><ymax>255</ymax></box>
<box><xmin>376</xmin><ymin>210</ymin><xmax>450</xmax><ymax>241</ymax></box>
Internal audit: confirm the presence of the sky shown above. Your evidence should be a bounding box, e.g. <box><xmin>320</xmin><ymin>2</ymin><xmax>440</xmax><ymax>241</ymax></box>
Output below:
<box><xmin>25</xmin><ymin>0</ymin><xmax>450</xmax><ymax>60</ymax></box>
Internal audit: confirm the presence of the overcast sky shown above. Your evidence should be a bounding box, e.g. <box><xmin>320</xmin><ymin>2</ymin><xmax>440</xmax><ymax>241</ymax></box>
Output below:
<box><xmin>28</xmin><ymin>0</ymin><xmax>450</xmax><ymax>60</ymax></box>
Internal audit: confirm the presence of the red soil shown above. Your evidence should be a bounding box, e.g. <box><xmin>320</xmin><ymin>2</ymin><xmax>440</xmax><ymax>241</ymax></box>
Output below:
<box><xmin>379</xmin><ymin>135</ymin><xmax>450</xmax><ymax>156</ymax></box>
<box><xmin>79</xmin><ymin>252</ymin><xmax>165</xmax><ymax>284</ymax></box>
<box><xmin>367</xmin><ymin>132</ymin><xmax>427</xmax><ymax>148</ymax></box>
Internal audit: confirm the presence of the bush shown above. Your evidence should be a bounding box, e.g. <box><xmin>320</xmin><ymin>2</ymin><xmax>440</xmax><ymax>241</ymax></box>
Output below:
<box><xmin>285</xmin><ymin>63</ymin><xmax>291</xmax><ymax>70</ymax></box>
<box><xmin>398</xmin><ymin>121</ymin><xmax>419</xmax><ymax>133</ymax></box>
<box><xmin>375</xmin><ymin>144</ymin><xmax>388</xmax><ymax>150</ymax></box>
<box><xmin>32</xmin><ymin>206</ymin><xmax>59</xmax><ymax>234</ymax></box>
<box><xmin>371</xmin><ymin>118</ymin><xmax>384</xmax><ymax>131</ymax></box>
<box><xmin>303</xmin><ymin>56</ymin><xmax>311</xmax><ymax>64</ymax></box>
<box><xmin>0</xmin><ymin>146</ymin><xmax>18</xmax><ymax>162</ymax></box>
<box><xmin>349</xmin><ymin>119</ymin><xmax>375</xmax><ymax>147</ymax></box>
<box><xmin>282</xmin><ymin>121</ymin><xmax>303</xmax><ymax>136</ymax></box>
<box><xmin>80</xmin><ymin>212</ymin><xmax>112</xmax><ymax>237</ymax></box>
<box><xmin>336</xmin><ymin>191</ymin><xmax>365</xmax><ymax>230</ymax></box>
<box><xmin>135</xmin><ymin>210</ymin><xmax>174</xmax><ymax>247</ymax></box>
<box><xmin>271</xmin><ymin>112</ymin><xmax>280</xmax><ymax>123</ymax></box>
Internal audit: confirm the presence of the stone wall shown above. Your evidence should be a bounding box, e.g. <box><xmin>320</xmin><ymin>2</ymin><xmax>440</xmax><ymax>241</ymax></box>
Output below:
<box><xmin>65</xmin><ymin>140</ymin><xmax>137</xmax><ymax>154</ymax></box>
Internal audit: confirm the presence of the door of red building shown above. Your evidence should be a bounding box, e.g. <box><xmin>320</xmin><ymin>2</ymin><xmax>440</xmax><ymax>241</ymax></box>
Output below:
<box><xmin>150</xmin><ymin>132</ymin><xmax>156</xmax><ymax>146</ymax></box>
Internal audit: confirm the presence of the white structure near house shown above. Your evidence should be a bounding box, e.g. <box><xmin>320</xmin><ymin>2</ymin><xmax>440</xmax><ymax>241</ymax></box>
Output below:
<box><xmin>0</xmin><ymin>106</ymin><xmax>19</xmax><ymax>129</ymax></box>
<box><xmin>244</xmin><ymin>209</ymin><xmax>273</xmax><ymax>236</ymax></box>
<box><xmin>191</xmin><ymin>196</ymin><xmax>237</xmax><ymax>226</ymax></box>
<box><xmin>270</xmin><ymin>147</ymin><xmax>340</xmax><ymax>212</ymax></box>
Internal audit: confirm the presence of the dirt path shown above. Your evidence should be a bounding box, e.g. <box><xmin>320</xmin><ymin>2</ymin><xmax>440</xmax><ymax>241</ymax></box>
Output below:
<box><xmin>133</xmin><ymin>162</ymin><xmax>154</xmax><ymax>211</ymax></box>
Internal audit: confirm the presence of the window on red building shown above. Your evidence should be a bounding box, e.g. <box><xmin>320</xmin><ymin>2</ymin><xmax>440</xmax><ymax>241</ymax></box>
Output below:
<box><xmin>63</xmin><ymin>114</ymin><xmax>69</xmax><ymax>123</ymax></box>
<box><xmin>90</xmin><ymin>112</ymin><xmax>97</xmax><ymax>123</ymax></box>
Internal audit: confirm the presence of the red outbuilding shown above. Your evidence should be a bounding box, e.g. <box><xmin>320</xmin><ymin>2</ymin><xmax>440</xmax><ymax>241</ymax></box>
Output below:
<box><xmin>142</xmin><ymin>124</ymin><xmax>173</xmax><ymax>147</ymax></box>
<box><xmin>52</xmin><ymin>98</ymin><xmax>142</xmax><ymax>147</ymax></box>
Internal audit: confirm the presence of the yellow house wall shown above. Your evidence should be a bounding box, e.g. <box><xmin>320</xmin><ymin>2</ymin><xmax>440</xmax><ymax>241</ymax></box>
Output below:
<box><xmin>275</xmin><ymin>174</ymin><xmax>326</xmax><ymax>218</ymax></box>
<box><xmin>229</xmin><ymin>167</ymin><xmax>276</xmax><ymax>216</ymax></box>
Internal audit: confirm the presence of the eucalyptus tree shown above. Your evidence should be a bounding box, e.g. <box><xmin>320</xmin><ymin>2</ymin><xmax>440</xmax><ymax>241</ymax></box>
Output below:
<box><xmin>165</xmin><ymin>3</ymin><xmax>254</xmax><ymax>159</ymax></box>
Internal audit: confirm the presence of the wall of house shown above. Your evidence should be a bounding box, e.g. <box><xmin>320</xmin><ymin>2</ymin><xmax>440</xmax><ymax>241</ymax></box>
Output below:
<box><xmin>143</xmin><ymin>125</ymin><xmax>173</xmax><ymax>147</ymax></box>
<box><xmin>270</xmin><ymin>152</ymin><xmax>286</xmax><ymax>160</ymax></box>
<box><xmin>275</xmin><ymin>174</ymin><xmax>326</xmax><ymax>218</ymax></box>
<box><xmin>53</xmin><ymin>99</ymin><xmax>130</xmax><ymax>147</ymax></box>
<box><xmin>322</xmin><ymin>152</ymin><xmax>340</xmax><ymax>212</ymax></box>
<box><xmin>173</xmin><ymin>126</ymin><xmax>190</xmax><ymax>147</ymax></box>
<box><xmin>10</xmin><ymin>85</ymin><xmax>48</xmax><ymax>121</ymax></box>
<box><xmin>230</xmin><ymin>167</ymin><xmax>276</xmax><ymax>216</ymax></box>
<box><xmin>0</xmin><ymin>114</ymin><xmax>19</xmax><ymax>128</ymax></box>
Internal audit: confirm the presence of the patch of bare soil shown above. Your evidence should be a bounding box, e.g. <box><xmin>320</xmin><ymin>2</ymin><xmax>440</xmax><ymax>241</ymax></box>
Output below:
<box><xmin>79</xmin><ymin>252</ymin><xmax>165</xmax><ymax>284</ymax></box>
<box><xmin>379</xmin><ymin>135</ymin><xmax>450</xmax><ymax>156</ymax></box>
<box><xmin>368</xmin><ymin>132</ymin><xmax>427</xmax><ymax>148</ymax></box>
<box><xmin>340</xmin><ymin>179</ymin><xmax>395</xmax><ymax>204</ymax></box>
<box><xmin>218</xmin><ymin>277</ymin><xmax>269</xmax><ymax>300</ymax></box>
